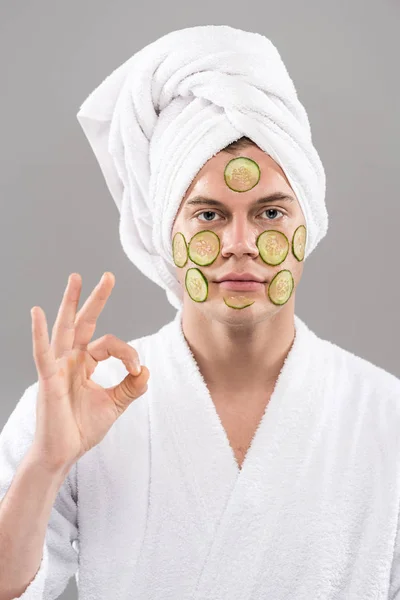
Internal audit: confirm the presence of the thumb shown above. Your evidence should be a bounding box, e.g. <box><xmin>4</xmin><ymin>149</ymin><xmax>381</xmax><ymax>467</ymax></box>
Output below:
<box><xmin>106</xmin><ymin>365</ymin><xmax>150</xmax><ymax>412</ymax></box>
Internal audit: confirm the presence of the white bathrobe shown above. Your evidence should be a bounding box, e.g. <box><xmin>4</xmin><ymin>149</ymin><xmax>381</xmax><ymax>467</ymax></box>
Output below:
<box><xmin>1</xmin><ymin>309</ymin><xmax>400</xmax><ymax>599</ymax></box>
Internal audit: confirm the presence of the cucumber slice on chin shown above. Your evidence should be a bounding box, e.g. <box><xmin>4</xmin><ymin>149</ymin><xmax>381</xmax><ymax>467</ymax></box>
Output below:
<box><xmin>223</xmin><ymin>295</ymin><xmax>255</xmax><ymax>309</ymax></box>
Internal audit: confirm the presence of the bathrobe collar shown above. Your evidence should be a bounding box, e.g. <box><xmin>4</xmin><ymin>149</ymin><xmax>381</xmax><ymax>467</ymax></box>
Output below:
<box><xmin>166</xmin><ymin>307</ymin><xmax>317</xmax><ymax>481</ymax></box>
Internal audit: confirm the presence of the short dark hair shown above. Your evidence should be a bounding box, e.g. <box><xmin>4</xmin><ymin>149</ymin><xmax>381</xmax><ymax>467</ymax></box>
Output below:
<box><xmin>221</xmin><ymin>135</ymin><xmax>258</xmax><ymax>154</ymax></box>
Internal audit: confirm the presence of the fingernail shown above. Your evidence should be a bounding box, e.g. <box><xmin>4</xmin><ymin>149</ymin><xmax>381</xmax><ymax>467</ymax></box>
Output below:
<box><xmin>130</xmin><ymin>360</ymin><xmax>141</xmax><ymax>375</ymax></box>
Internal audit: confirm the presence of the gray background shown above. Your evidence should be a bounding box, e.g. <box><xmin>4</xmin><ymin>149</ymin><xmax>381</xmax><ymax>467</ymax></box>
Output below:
<box><xmin>1</xmin><ymin>0</ymin><xmax>399</xmax><ymax>597</ymax></box>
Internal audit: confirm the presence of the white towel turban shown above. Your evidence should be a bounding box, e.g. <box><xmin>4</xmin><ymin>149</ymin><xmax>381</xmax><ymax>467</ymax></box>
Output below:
<box><xmin>76</xmin><ymin>24</ymin><xmax>328</xmax><ymax>310</ymax></box>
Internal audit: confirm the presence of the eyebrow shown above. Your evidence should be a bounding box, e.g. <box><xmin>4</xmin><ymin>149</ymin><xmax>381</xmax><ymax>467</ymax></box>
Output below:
<box><xmin>185</xmin><ymin>192</ymin><xmax>295</xmax><ymax>208</ymax></box>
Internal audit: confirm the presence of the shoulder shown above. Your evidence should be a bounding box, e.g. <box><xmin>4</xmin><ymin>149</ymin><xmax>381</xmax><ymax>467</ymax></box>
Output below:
<box><xmin>315</xmin><ymin>331</ymin><xmax>400</xmax><ymax>403</ymax></box>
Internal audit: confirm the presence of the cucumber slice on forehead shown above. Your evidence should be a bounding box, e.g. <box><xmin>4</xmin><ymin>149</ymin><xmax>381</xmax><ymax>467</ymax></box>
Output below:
<box><xmin>223</xmin><ymin>295</ymin><xmax>255</xmax><ymax>309</ymax></box>
<box><xmin>256</xmin><ymin>230</ymin><xmax>289</xmax><ymax>266</ymax></box>
<box><xmin>185</xmin><ymin>268</ymin><xmax>208</xmax><ymax>302</ymax></box>
<box><xmin>268</xmin><ymin>270</ymin><xmax>294</xmax><ymax>305</ymax></box>
<box><xmin>172</xmin><ymin>232</ymin><xmax>188</xmax><ymax>267</ymax></box>
<box><xmin>224</xmin><ymin>157</ymin><xmax>261</xmax><ymax>192</ymax></box>
<box><xmin>292</xmin><ymin>225</ymin><xmax>306</xmax><ymax>261</ymax></box>
<box><xmin>188</xmin><ymin>230</ymin><xmax>220</xmax><ymax>266</ymax></box>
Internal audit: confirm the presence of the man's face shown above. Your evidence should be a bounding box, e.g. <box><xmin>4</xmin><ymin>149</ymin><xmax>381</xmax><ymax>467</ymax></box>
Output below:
<box><xmin>171</xmin><ymin>145</ymin><xmax>306</xmax><ymax>322</ymax></box>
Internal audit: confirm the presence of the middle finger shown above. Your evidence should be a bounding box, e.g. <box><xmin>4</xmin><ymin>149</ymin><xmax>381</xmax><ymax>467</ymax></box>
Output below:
<box><xmin>73</xmin><ymin>272</ymin><xmax>115</xmax><ymax>350</ymax></box>
<box><xmin>50</xmin><ymin>273</ymin><xmax>83</xmax><ymax>359</ymax></box>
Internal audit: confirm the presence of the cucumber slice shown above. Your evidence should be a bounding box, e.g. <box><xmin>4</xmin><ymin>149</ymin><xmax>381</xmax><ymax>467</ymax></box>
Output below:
<box><xmin>268</xmin><ymin>270</ymin><xmax>294</xmax><ymax>305</ymax></box>
<box><xmin>292</xmin><ymin>225</ymin><xmax>306</xmax><ymax>261</ymax></box>
<box><xmin>185</xmin><ymin>268</ymin><xmax>208</xmax><ymax>302</ymax></box>
<box><xmin>224</xmin><ymin>157</ymin><xmax>261</xmax><ymax>192</ymax></box>
<box><xmin>223</xmin><ymin>295</ymin><xmax>255</xmax><ymax>309</ymax></box>
<box><xmin>256</xmin><ymin>230</ymin><xmax>289</xmax><ymax>266</ymax></box>
<box><xmin>172</xmin><ymin>232</ymin><xmax>188</xmax><ymax>268</ymax></box>
<box><xmin>188</xmin><ymin>230</ymin><xmax>220</xmax><ymax>266</ymax></box>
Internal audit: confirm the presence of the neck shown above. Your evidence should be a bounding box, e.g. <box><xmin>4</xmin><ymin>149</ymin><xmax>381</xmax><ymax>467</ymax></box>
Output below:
<box><xmin>180</xmin><ymin>302</ymin><xmax>296</xmax><ymax>398</ymax></box>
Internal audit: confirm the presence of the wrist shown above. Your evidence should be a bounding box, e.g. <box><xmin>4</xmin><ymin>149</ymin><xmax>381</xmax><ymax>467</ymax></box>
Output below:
<box><xmin>25</xmin><ymin>446</ymin><xmax>75</xmax><ymax>480</ymax></box>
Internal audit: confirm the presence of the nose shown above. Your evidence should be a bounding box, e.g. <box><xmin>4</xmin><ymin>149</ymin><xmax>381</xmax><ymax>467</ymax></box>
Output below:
<box><xmin>218</xmin><ymin>217</ymin><xmax>260</xmax><ymax>259</ymax></box>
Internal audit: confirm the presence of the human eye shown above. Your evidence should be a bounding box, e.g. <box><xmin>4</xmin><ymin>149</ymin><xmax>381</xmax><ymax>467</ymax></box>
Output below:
<box><xmin>261</xmin><ymin>208</ymin><xmax>285</xmax><ymax>221</ymax></box>
<box><xmin>196</xmin><ymin>211</ymin><xmax>221</xmax><ymax>222</ymax></box>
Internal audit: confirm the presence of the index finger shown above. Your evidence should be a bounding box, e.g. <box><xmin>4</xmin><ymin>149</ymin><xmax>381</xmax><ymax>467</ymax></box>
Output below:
<box><xmin>73</xmin><ymin>272</ymin><xmax>115</xmax><ymax>350</ymax></box>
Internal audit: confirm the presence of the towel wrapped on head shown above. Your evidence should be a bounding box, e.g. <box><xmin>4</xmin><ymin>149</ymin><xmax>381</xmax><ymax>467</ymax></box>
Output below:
<box><xmin>76</xmin><ymin>24</ymin><xmax>328</xmax><ymax>310</ymax></box>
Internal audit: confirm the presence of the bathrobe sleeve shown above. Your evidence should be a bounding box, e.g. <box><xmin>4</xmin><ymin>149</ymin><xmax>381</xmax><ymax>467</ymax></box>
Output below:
<box><xmin>0</xmin><ymin>380</ymin><xmax>79</xmax><ymax>599</ymax></box>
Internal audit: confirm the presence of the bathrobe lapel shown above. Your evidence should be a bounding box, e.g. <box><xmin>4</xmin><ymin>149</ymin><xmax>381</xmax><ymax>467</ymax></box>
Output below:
<box><xmin>130</xmin><ymin>309</ymin><xmax>320</xmax><ymax>599</ymax></box>
<box><xmin>169</xmin><ymin>309</ymin><xmax>318</xmax><ymax>599</ymax></box>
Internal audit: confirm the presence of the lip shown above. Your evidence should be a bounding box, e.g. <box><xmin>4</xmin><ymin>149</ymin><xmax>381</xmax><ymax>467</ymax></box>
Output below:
<box><xmin>217</xmin><ymin>280</ymin><xmax>265</xmax><ymax>291</ymax></box>
<box><xmin>215</xmin><ymin>272</ymin><xmax>265</xmax><ymax>283</ymax></box>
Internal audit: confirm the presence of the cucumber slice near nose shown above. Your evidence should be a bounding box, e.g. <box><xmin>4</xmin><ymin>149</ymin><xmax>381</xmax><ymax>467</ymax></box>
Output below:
<box><xmin>188</xmin><ymin>230</ymin><xmax>220</xmax><ymax>266</ymax></box>
<box><xmin>256</xmin><ymin>230</ymin><xmax>289</xmax><ymax>266</ymax></box>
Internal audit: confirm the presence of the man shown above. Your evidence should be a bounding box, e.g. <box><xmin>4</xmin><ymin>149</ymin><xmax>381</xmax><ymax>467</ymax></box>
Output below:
<box><xmin>1</xmin><ymin>24</ymin><xmax>400</xmax><ymax>600</ymax></box>
<box><xmin>171</xmin><ymin>136</ymin><xmax>305</xmax><ymax>470</ymax></box>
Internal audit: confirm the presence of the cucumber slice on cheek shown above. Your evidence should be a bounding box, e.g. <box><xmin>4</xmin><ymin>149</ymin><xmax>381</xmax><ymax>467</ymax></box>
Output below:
<box><xmin>188</xmin><ymin>230</ymin><xmax>220</xmax><ymax>266</ymax></box>
<box><xmin>172</xmin><ymin>232</ymin><xmax>188</xmax><ymax>267</ymax></box>
<box><xmin>256</xmin><ymin>230</ymin><xmax>289</xmax><ymax>266</ymax></box>
<box><xmin>292</xmin><ymin>224</ymin><xmax>306</xmax><ymax>261</ymax></box>
<box><xmin>185</xmin><ymin>268</ymin><xmax>209</xmax><ymax>302</ymax></box>
<box><xmin>268</xmin><ymin>270</ymin><xmax>294</xmax><ymax>305</ymax></box>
